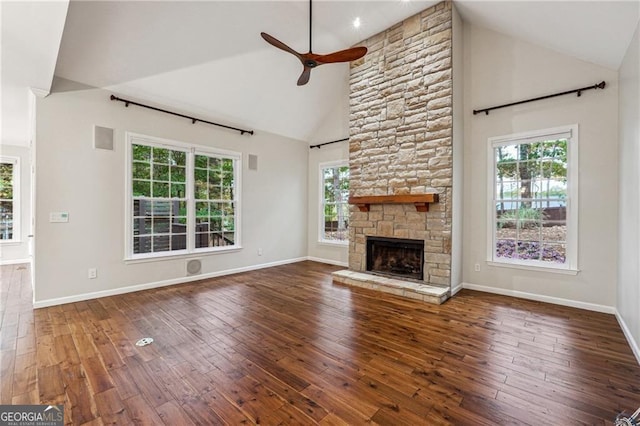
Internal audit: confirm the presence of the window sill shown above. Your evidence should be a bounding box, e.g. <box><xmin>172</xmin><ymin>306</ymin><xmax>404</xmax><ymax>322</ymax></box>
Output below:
<box><xmin>0</xmin><ymin>240</ymin><xmax>22</xmax><ymax>246</ymax></box>
<box><xmin>486</xmin><ymin>260</ymin><xmax>579</xmax><ymax>275</ymax></box>
<box><xmin>125</xmin><ymin>246</ymin><xmax>242</xmax><ymax>264</ymax></box>
<box><xmin>318</xmin><ymin>240</ymin><xmax>348</xmax><ymax>247</ymax></box>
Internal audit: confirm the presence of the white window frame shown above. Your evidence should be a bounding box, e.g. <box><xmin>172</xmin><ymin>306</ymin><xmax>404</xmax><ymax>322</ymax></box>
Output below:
<box><xmin>486</xmin><ymin>125</ymin><xmax>578</xmax><ymax>274</ymax></box>
<box><xmin>125</xmin><ymin>133</ymin><xmax>241</xmax><ymax>261</ymax></box>
<box><xmin>319</xmin><ymin>160</ymin><xmax>349</xmax><ymax>245</ymax></box>
<box><xmin>0</xmin><ymin>156</ymin><xmax>20</xmax><ymax>244</ymax></box>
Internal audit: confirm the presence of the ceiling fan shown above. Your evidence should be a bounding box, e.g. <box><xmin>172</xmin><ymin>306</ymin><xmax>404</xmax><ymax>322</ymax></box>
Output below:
<box><xmin>261</xmin><ymin>0</ymin><xmax>368</xmax><ymax>86</ymax></box>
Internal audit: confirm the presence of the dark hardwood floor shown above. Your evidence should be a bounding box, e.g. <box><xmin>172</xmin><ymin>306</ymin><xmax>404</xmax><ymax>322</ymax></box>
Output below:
<box><xmin>1</xmin><ymin>261</ymin><xmax>639</xmax><ymax>425</ymax></box>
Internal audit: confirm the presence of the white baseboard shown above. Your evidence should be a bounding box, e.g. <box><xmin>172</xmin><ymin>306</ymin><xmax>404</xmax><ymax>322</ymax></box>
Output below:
<box><xmin>451</xmin><ymin>283</ymin><xmax>463</xmax><ymax>296</ymax></box>
<box><xmin>33</xmin><ymin>257</ymin><xmax>308</xmax><ymax>309</ymax></box>
<box><xmin>461</xmin><ymin>282</ymin><xmax>616</xmax><ymax>314</ymax></box>
<box><xmin>0</xmin><ymin>257</ymin><xmax>31</xmax><ymax>266</ymax></box>
<box><xmin>306</xmin><ymin>256</ymin><xmax>348</xmax><ymax>267</ymax></box>
<box><xmin>615</xmin><ymin>310</ymin><xmax>640</xmax><ymax>366</ymax></box>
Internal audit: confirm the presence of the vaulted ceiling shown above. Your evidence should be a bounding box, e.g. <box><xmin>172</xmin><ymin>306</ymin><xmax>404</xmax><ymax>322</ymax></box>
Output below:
<box><xmin>2</xmin><ymin>1</ymin><xmax>639</xmax><ymax>147</ymax></box>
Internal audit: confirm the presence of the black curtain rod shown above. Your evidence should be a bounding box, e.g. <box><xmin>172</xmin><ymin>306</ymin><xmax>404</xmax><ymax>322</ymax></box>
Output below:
<box><xmin>473</xmin><ymin>81</ymin><xmax>606</xmax><ymax>116</ymax></box>
<box><xmin>309</xmin><ymin>138</ymin><xmax>349</xmax><ymax>149</ymax></box>
<box><xmin>109</xmin><ymin>95</ymin><xmax>254</xmax><ymax>136</ymax></box>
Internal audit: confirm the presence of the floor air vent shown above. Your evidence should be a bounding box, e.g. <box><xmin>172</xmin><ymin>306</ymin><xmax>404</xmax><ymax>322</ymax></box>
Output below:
<box><xmin>186</xmin><ymin>259</ymin><xmax>202</xmax><ymax>276</ymax></box>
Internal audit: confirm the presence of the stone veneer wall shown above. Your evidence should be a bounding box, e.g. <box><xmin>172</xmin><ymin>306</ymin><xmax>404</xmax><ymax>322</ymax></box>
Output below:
<box><xmin>348</xmin><ymin>1</ymin><xmax>453</xmax><ymax>287</ymax></box>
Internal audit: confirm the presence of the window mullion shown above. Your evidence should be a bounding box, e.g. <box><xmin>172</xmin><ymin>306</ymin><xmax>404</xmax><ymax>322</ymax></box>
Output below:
<box><xmin>187</xmin><ymin>147</ymin><xmax>196</xmax><ymax>252</ymax></box>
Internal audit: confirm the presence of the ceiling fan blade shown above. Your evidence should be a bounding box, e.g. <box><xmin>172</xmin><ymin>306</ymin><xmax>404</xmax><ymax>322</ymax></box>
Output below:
<box><xmin>297</xmin><ymin>66</ymin><xmax>312</xmax><ymax>86</ymax></box>
<box><xmin>317</xmin><ymin>46</ymin><xmax>368</xmax><ymax>64</ymax></box>
<box><xmin>261</xmin><ymin>32</ymin><xmax>302</xmax><ymax>60</ymax></box>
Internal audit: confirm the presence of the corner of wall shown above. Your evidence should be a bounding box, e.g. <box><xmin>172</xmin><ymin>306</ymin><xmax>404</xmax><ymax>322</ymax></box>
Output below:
<box><xmin>616</xmin><ymin>309</ymin><xmax>640</xmax><ymax>365</ymax></box>
<box><xmin>451</xmin><ymin>3</ymin><xmax>464</xmax><ymax>291</ymax></box>
<box><xmin>616</xmin><ymin>19</ymin><xmax>640</xmax><ymax>366</ymax></box>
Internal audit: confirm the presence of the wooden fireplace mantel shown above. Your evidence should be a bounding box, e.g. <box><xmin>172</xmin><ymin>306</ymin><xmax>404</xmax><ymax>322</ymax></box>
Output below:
<box><xmin>348</xmin><ymin>194</ymin><xmax>439</xmax><ymax>212</ymax></box>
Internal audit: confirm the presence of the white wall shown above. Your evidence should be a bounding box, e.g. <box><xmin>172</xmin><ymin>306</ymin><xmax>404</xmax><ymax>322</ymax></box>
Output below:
<box><xmin>307</xmin><ymin>141</ymin><xmax>349</xmax><ymax>266</ymax></box>
<box><xmin>307</xmin><ymin>71</ymin><xmax>350</xmax><ymax>147</ymax></box>
<box><xmin>451</xmin><ymin>5</ymin><xmax>464</xmax><ymax>292</ymax></box>
<box><xmin>0</xmin><ymin>144</ymin><xmax>31</xmax><ymax>263</ymax></box>
<box><xmin>34</xmin><ymin>84</ymin><xmax>308</xmax><ymax>304</ymax></box>
<box><xmin>617</xmin><ymin>22</ymin><xmax>640</xmax><ymax>360</ymax></box>
<box><xmin>462</xmin><ymin>24</ymin><xmax>619</xmax><ymax>309</ymax></box>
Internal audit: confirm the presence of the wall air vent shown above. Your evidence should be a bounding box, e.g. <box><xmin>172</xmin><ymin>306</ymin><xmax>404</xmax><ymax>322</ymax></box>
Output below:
<box><xmin>186</xmin><ymin>259</ymin><xmax>202</xmax><ymax>276</ymax></box>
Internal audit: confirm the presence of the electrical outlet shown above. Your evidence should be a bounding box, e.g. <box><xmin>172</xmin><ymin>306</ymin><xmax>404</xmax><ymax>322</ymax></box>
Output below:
<box><xmin>474</xmin><ymin>263</ymin><xmax>480</xmax><ymax>272</ymax></box>
<box><xmin>257</xmin><ymin>248</ymin><xmax>263</xmax><ymax>256</ymax></box>
<box><xmin>88</xmin><ymin>268</ymin><xmax>97</xmax><ymax>279</ymax></box>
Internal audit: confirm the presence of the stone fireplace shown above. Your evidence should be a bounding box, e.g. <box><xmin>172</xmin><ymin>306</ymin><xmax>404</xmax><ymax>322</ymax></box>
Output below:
<box><xmin>345</xmin><ymin>1</ymin><xmax>455</xmax><ymax>291</ymax></box>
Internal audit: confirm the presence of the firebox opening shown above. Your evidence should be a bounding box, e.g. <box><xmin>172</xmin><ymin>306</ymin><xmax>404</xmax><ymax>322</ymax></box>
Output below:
<box><xmin>366</xmin><ymin>237</ymin><xmax>424</xmax><ymax>280</ymax></box>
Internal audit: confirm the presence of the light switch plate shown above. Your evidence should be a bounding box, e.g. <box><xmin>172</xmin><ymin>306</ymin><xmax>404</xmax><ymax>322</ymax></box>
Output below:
<box><xmin>49</xmin><ymin>212</ymin><xmax>69</xmax><ymax>223</ymax></box>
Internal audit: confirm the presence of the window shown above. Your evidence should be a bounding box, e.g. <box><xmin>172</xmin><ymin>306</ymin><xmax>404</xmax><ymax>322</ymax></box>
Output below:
<box><xmin>127</xmin><ymin>134</ymin><xmax>240</xmax><ymax>259</ymax></box>
<box><xmin>0</xmin><ymin>157</ymin><xmax>19</xmax><ymax>242</ymax></box>
<box><xmin>488</xmin><ymin>125</ymin><xmax>578</xmax><ymax>271</ymax></box>
<box><xmin>320</xmin><ymin>162</ymin><xmax>349</xmax><ymax>244</ymax></box>
<box><xmin>193</xmin><ymin>154</ymin><xmax>236</xmax><ymax>249</ymax></box>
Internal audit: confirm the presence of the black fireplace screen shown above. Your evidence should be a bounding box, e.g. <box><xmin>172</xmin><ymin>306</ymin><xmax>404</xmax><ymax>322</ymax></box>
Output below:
<box><xmin>366</xmin><ymin>236</ymin><xmax>424</xmax><ymax>280</ymax></box>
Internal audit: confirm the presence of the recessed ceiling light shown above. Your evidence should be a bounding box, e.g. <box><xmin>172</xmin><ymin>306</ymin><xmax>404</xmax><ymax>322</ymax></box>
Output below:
<box><xmin>353</xmin><ymin>17</ymin><xmax>361</xmax><ymax>28</ymax></box>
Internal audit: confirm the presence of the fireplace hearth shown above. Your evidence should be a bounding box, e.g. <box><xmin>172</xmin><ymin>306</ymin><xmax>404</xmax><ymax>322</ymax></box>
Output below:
<box><xmin>366</xmin><ymin>237</ymin><xmax>424</xmax><ymax>281</ymax></box>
